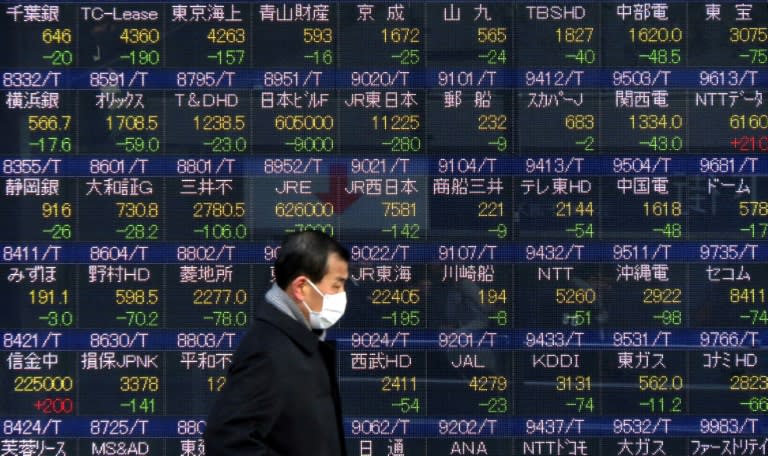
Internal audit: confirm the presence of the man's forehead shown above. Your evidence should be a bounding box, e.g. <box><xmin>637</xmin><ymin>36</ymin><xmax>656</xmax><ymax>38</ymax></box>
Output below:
<box><xmin>325</xmin><ymin>253</ymin><xmax>349</xmax><ymax>279</ymax></box>
<box><xmin>326</xmin><ymin>252</ymin><xmax>348</xmax><ymax>266</ymax></box>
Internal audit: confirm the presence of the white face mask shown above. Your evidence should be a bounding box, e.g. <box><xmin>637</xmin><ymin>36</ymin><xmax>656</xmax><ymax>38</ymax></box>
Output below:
<box><xmin>302</xmin><ymin>279</ymin><xmax>347</xmax><ymax>329</ymax></box>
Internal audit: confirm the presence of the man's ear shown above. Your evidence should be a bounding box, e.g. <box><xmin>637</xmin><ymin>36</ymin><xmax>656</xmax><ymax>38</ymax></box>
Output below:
<box><xmin>287</xmin><ymin>276</ymin><xmax>308</xmax><ymax>303</ymax></box>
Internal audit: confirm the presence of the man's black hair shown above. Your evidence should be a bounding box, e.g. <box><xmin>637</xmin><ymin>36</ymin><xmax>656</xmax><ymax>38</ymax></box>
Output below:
<box><xmin>274</xmin><ymin>230</ymin><xmax>350</xmax><ymax>289</ymax></box>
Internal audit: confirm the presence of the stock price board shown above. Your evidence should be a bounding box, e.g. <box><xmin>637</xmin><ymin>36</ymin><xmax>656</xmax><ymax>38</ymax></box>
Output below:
<box><xmin>2</xmin><ymin>1</ymin><xmax>768</xmax><ymax>455</ymax></box>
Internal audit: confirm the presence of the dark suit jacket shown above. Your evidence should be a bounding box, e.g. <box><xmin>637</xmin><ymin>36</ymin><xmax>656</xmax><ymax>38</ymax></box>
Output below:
<box><xmin>204</xmin><ymin>302</ymin><xmax>346</xmax><ymax>456</ymax></box>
